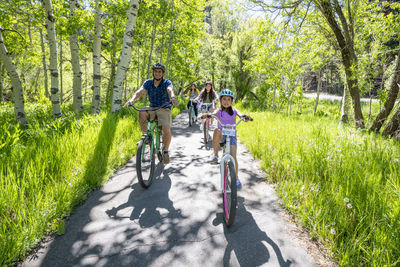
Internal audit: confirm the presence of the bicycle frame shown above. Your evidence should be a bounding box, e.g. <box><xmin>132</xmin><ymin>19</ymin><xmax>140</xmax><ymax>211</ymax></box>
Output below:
<box><xmin>129</xmin><ymin>102</ymin><xmax>170</xmax><ymax>158</ymax></box>
<box><xmin>145</xmin><ymin>120</ymin><xmax>161</xmax><ymax>157</ymax></box>
<box><xmin>208</xmin><ymin>115</ymin><xmax>246</xmax><ymax>192</ymax></box>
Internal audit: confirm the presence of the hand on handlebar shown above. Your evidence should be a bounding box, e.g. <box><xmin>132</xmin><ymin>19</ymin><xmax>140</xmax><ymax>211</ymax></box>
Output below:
<box><xmin>171</xmin><ymin>97</ymin><xmax>179</xmax><ymax>107</ymax></box>
<box><xmin>242</xmin><ymin>114</ymin><xmax>253</xmax><ymax>122</ymax></box>
<box><xmin>123</xmin><ymin>100</ymin><xmax>133</xmax><ymax>108</ymax></box>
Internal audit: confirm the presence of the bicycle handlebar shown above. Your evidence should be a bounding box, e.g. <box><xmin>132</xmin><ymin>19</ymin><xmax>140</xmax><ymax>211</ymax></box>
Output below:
<box><xmin>127</xmin><ymin>101</ymin><xmax>172</xmax><ymax>112</ymax></box>
<box><xmin>206</xmin><ymin>114</ymin><xmax>253</xmax><ymax>127</ymax></box>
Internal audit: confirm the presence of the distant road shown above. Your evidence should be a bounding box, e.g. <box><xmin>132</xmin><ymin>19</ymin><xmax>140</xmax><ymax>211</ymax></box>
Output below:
<box><xmin>303</xmin><ymin>92</ymin><xmax>378</xmax><ymax>103</ymax></box>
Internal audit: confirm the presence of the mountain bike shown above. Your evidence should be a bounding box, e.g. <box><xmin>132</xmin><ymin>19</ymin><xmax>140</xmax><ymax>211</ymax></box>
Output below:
<box><xmin>188</xmin><ymin>98</ymin><xmax>197</xmax><ymax>127</ymax></box>
<box><xmin>128</xmin><ymin>102</ymin><xmax>171</xmax><ymax>188</ymax></box>
<box><xmin>208</xmin><ymin>114</ymin><xmax>252</xmax><ymax>226</ymax></box>
<box><xmin>201</xmin><ymin>102</ymin><xmax>213</xmax><ymax>145</ymax></box>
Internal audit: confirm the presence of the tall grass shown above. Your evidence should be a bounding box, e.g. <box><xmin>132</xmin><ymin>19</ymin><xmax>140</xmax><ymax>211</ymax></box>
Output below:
<box><xmin>0</xmin><ymin>99</ymin><xmax>185</xmax><ymax>266</ymax></box>
<box><xmin>237</xmin><ymin>100</ymin><xmax>400</xmax><ymax>266</ymax></box>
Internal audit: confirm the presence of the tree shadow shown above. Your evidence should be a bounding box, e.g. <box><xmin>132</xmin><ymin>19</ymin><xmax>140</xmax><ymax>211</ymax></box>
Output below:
<box><xmin>81</xmin><ymin>112</ymin><xmax>120</xmax><ymax>187</ymax></box>
<box><xmin>105</xmin><ymin>163</ymin><xmax>184</xmax><ymax>228</ymax></box>
<box><xmin>213</xmin><ymin>196</ymin><xmax>292</xmax><ymax>267</ymax></box>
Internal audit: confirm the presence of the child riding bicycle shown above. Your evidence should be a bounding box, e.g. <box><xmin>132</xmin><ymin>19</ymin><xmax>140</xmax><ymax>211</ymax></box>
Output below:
<box><xmin>186</xmin><ymin>83</ymin><xmax>200</xmax><ymax>119</ymax></box>
<box><xmin>209</xmin><ymin>89</ymin><xmax>252</xmax><ymax>189</ymax></box>
<box><xmin>193</xmin><ymin>81</ymin><xmax>219</xmax><ymax>130</ymax></box>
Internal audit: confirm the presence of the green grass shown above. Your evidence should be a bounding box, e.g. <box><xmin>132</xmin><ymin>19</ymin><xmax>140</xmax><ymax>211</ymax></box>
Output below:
<box><xmin>237</xmin><ymin>99</ymin><xmax>400</xmax><ymax>266</ymax></box>
<box><xmin>0</xmin><ymin>99</ymin><xmax>185</xmax><ymax>266</ymax></box>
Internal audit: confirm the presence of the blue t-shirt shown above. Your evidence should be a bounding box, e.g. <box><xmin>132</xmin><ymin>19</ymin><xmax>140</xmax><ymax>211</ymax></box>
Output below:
<box><xmin>141</xmin><ymin>79</ymin><xmax>173</xmax><ymax>108</ymax></box>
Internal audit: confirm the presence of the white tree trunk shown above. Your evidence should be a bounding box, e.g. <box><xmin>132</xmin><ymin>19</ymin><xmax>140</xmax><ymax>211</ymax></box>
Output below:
<box><xmin>69</xmin><ymin>0</ymin><xmax>83</xmax><ymax>112</ymax></box>
<box><xmin>43</xmin><ymin>0</ymin><xmax>62</xmax><ymax>118</ymax></box>
<box><xmin>39</xmin><ymin>27</ymin><xmax>50</xmax><ymax>99</ymax></box>
<box><xmin>59</xmin><ymin>35</ymin><xmax>63</xmax><ymax>103</ymax></box>
<box><xmin>0</xmin><ymin>29</ymin><xmax>27</xmax><ymax>125</ymax></box>
<box><xmin>0</xmin><ymin>62</ymin><xmax>4</xmax><ymax>103</ymax></box>
<box><xmin>146</xmin><ymin>15</ymin><xmax>157</xmax><ymax>79</ymax></box>
<box><xmin>340</xmin><ymin>74</ymin><xmax>352</xmax><ymax>124</ymax></box>
<box><xmin>92</xmin><ymin>0</ymin><xmax>102</xmax><ymax>114</ymax></box>
<box><xmin>111</xmin><ymin>0</ymin><xmax>141</xmax><ymax>112</ymax></box>
<box><xmin>165</xmin><ymin>18</ymin><xmax>176</xmax><ymax>77</ymax></box>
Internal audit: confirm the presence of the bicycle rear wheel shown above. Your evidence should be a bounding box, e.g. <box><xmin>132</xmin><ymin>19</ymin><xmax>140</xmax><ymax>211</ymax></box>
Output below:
<box><xmin>136</xmin><ymin>135</ymin><xmax>155</xmax><ymax>188</ymax></box>
<box><xmin>157</xmin><ymin>130</ymin><xmax>164</xmax><ymax>163</ymax></box>
<box><xmin>189</xmin><ymin>106</ymin><xmax>193</xmax><ymax>126</ymax></box>
<box><xmin>222</xmin><ymin>160</ymin><xmax>237</xmax><ymax>226</ymax></box>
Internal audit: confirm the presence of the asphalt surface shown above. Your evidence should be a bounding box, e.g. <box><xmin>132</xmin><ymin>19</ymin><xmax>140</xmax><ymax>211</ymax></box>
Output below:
<box><xmin>22</xmin><ymin>111</ymin><xmax>320</xmax><ymax>267</ymax></box>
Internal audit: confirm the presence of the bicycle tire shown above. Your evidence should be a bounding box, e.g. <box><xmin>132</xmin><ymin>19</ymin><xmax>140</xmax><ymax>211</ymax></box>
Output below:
<box><xmin>222</xmin><ymin>160</ymin><xmax>237</xmax><ymax>227</ymax></box>
<box><xmin>157</xmin><ymin>130</ymin><xmax>164</xmax><ymax>163</ymax></box>
<box><xmin>136</xmin><ymin>136</ymin><xmax>155</xmax><ymax>188</ymax></box>
<box><xmin>189</xmin><ymin>106</ymin><xmax>193</xmax><ymax>127</ymax></box>
<box><xmin>204</xmin><ymin>119</ymin><xmax>209</xmax><ymax>144</ymax></box>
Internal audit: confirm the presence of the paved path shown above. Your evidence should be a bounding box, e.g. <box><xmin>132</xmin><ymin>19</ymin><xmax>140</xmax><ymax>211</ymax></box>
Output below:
<box><xmin>23</xmin><ymin>111</ymin><xmax>325</xmax><ymax>267</ymax></box>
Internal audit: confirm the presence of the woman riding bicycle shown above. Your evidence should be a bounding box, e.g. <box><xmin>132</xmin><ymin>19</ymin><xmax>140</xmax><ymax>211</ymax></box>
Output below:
<box><xmin>194</xmin><ymin>81</ymin><xmax>218</xmax><ymax>130</ymax></box>
<box><xmin>209</xmin><ymin>89</ymin><xmax>252</xmax><ymax>189</ymax></box>
<box><xmin>186</xmin><ymin>83</ymin><xmax>200</xmax><ymax>120</ymax></box>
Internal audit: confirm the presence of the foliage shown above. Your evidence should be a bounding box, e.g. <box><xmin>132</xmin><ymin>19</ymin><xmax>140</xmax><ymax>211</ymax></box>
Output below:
<box><xmin>238</xmin><ymin>99</ymin><xmax>400</xmax><ymax>266</ymax></box>
<box><xmin>0</xmin><ymin>100</ymin><xmax>185</xmax><ymax>265</ymax></box>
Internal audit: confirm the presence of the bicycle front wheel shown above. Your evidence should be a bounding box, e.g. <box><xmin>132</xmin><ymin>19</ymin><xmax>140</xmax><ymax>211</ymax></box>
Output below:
<box><xmin>204</xmin><ymin>119</ymin><xmax>209</xmax><ymax>144</ymax></box>
<box><xmin>222</xmin><ymin>160</ymin><xmax>237</xmax><ymax>227</ymax></box>
<box><xmin>136</xmin><ymin>136</ymin><xmax>155</xmax><ymax>188</ymax></box>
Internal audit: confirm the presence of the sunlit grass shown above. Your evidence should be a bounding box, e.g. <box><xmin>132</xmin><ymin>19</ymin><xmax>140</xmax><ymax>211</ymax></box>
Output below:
<box><xmin>237</xmin><ymin>100</ymin><xmax>400</xmax><ymax>266</ymax></box>
<box><xmin>0</xmin><ymin>99</ymin><xmax>185</xmax><ymax>265</ymax></box>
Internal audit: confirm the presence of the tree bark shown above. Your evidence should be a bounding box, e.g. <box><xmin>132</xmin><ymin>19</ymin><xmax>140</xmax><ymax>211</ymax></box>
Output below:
<box><xmin>69</xmin><ymin>0</ymin><xmax>83</xmax><ymax>113</ymax></box>
<box><xmin>59</xmin><ymin>35</ymin><xmax>63</xmax><ymax>104</ymax></box>
<box><xmin>43</xmin><ymin>0</ymin><xmax>62</xmax><ymax>118</ymax></box>
<box><xmin>165</xmin><ymin>2</ymin><xmax>176</xmax><ymax>78</ymax></box>
<box><xmin>382</xmin><ymin>108</ymin><xmax>400</xmax><ymax>138</ymax></box>
<box><xmin>106</xmin><ymin>27</ymin><xmax>117</xmax><ymax>106</ymax></box>
<box><xmin>0</xmin><ymin>29</ymin><xmax>27</xmax><ymax>125</ymax></box>
<box><xmin>0</xmin><ymin>62</ymin><xmax>4</xmax><ymax>103</ymax></box>
<box><xmin>146</xmin><ymin>14</ymin><xmax>157</xmax><ymax>79</ymax></box>
<box><xmin>39</xmin><ymin>27</ymin><xmax>50</xmax><ymax>99</ymax></box>
<box><xmin>314</xmin><ymin>0</ymin><xmax>364</xmax><ymax>127</ymax></box>
<box><xmin>340</xmin><ymin>74</ymin><xmax>352</xmax><ymax>124</ymax></box>
<box><xmin>91</xmin><ymin>0</ymin><xmax>102</xmax><ymax>114</ymax></box>
<box><xmin>370</xmin><ymin>44</ymin><xmax>400</xmax><ymax>132</ymax></box>
<box><xmin>111</xmin><ymin>0</ymin><xmax>141</xmax><ymax>112</ymax></box>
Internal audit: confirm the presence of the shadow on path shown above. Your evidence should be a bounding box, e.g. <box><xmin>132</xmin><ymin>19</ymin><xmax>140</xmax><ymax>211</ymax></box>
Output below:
<box><xmin>213</xmin><ymin>196</ymin><xmax>292</xmax><ymax>267</ymax></box>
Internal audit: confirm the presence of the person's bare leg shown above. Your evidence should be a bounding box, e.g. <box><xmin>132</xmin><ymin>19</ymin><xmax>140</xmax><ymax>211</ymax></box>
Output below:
<box><xmin>162</xmin><ymin>125</ymin><xmax>171</xmax><ymax>151</ymax></box>
<box><xmin>201</xmin><ymin>109</ymin><xmax>206</xmax><ymax>126</ymax></box>
<box><xmin>138</xmin><ymin>111</ymin><xmax>148</xmax><ymax>133</ymax></box>
<box><xmin>213</xmin><ymin>129</ymin><xmax>222</xmax><ymax>157</ymax></box>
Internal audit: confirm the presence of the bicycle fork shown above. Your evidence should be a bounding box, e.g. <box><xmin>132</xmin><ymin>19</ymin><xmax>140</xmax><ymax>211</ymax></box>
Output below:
<box><xmin>219</xmin><ymin>154</ymin><xmax>236</xmax><ymax>192</ymax></box>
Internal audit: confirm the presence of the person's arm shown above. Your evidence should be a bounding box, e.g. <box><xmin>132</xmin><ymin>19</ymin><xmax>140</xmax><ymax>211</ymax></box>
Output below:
<box><xmin>166</xmin><ymin>81</ymin><xmax>179</xmax><ymax>106</ymax></box>
<box><xmin>236</xmin><ymin>108</ymin><xmax>252</xmax><ymax>121</ymax></box>
<box><xmin>123</xmin><ymin>87</ymin><xmax>146</xmax><ymax>107</ymax></box>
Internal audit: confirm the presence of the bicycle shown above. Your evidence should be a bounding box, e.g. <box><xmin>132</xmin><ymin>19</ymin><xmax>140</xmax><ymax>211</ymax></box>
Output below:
<box><xmin>201</xmin><ymin>102</ymin><xmax>213</xmax><ymax>145</ymax></box>
<box><xmin>188</xmin><ymin>98</ymin><xmax>197</xmax><ymax>127</ymax></box>
<box><xmin>128</xmin><ymin>102</ymin><xmax>171</xmax><ymax>188</ymax></box>
<box><xmin>207</xmin><ymin>114</ymin><xmax>252</xmax><ymax>226</ymax></box>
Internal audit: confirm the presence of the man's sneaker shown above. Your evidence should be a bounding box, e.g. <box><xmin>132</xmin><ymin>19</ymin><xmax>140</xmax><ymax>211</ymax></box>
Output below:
<box><xmin>162</xmin><ymin>151</ymin><xmax>170</xmax><ymax>164</ymax></box>
<box><xmin>210</xmin><ymin>155</ymin><xmax>218</xmax><ymax>164</ymax></box>
<box><xmin>236</xmin><ymin>178</ymin><xmax>242</xmax><ymax>190</ymax></box>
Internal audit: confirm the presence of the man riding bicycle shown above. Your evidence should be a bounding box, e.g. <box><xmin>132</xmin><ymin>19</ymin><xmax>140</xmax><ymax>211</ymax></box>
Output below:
<box><xmin>124</xmin><ymin>63</ymin><xmax>179</xmax><ymax>164</ymax></box>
